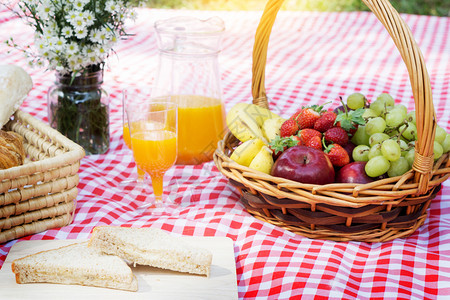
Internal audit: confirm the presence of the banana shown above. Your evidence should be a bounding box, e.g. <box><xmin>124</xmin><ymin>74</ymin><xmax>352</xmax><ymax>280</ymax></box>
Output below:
<box><xmin>230</xmin><ymin>138</ymin><xmax>265</xmax><ymax>167</ymax></box>
<box><xmin>226</xmin><ymin>102</ymin><xmax>281</xmax><ymax>143</ymax></box>
<box><xmin>248</xmin><ymin>146</ymin><xmax>274</xmax><ymax>174</ymax></box>
<box><xmin>262</xmin><ymin>117</ymin><xmax>285</xmax><ymax>142</ymax></box>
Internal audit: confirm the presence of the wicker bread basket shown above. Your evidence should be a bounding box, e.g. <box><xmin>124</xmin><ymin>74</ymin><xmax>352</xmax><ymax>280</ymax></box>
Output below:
<box><xmin>0</xmin><ymin>110</ymin><xmax>85</xmax><ymax>244</ymax></box>
<box><xmin>214</xmin><ymin>0</ymin><xmax>450</xmax><ymax>242</ymax></box>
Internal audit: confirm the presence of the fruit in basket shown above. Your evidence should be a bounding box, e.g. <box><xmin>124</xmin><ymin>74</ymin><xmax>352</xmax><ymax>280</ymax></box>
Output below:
<box><xmin>271</xmin><ymin>146</ymin><xmax>335</xmax><ymax>185</ymax></box>
<box><xmin>381</xmin><ymin>139</ymin><xmax>401</xmax><ymax>162</ymax></box>
<box><xmin>442</xmin><ymin>134</ymin><xmax>450</xmax><ymax>153</ymax></box>
<box><xmin>346</xmin><ymin>93</ymin><xmax>367</xmax><ymax>110</ymax></box>
<box><xmin>249</xmin><ymin>146</ymin><xmax>274</xmax><ymax>174</ymax></box>
<box><xmin>297</xmin><ymin>105</ymin><xmax>323</xmax><ymax>129</ymax></box>
<box><xmin>230</xmin><ymin>138</ymin><xmax>265</xmax><ymax>167</ymax></box>
<box><xmin>226</xmin><ymin>102</ymin><xmax>281</xmax><ymax>143</ymax></box>
<box><xmin>298</xmin><ymin>128</ymin><xmax>322</xmax><ymax>145</ymax></box>
<box><xmin>323</xmin><ymin>127</ymin><xmax>349</xmax><ymax>146</ymax></box>
<box><xmin>262</xmin><ymin>117</ymin><xmax>286</xmax><ymax>141</ymax></box>
<box><xmin>324</xmin><ymin>143</ymin><xmax>350</xmax><ymax>167</ymax></box>
<box><xmin>352</xmin><ymin>145</ymin><xmax>370</xmax><ymax>162</ymax></box>
<box><xmin>280</xmin><ymin>119</ymin><xmax>299</xmax><ymax>137</ymax></box>
<box><xmin>387</xmin><ymin>157</ymin><xmax>410</xmax><ymax>177</ymax></box>
<box><xmin>305</xmin><ymin>135</ymin><xmax>322</xmax><ymax>150</ymax></box>
<box><xmin>336</xmin><ymin>161</ymin><xmax>373</xmax><ymax>184</ymax></box>
<box><xmin>314</xmin><ymin>111</ymin><xmax>337</xmax><ymax>133</ymax></box>
<box><xmin>268</xmin><ymin>136</ymin><xmax>300</xmax><ymax>160</ymax></box>
<box><xmin>351</xmin><ymin>125</ymin><xmax>370</xmax><ymax>146</ymax></box>
<box><xmin>365</xmin><ymin>155</ymin><xmax>390</xmax><ymax>177</ymax></box>
<box><xmin>365</xmin><ymin>117</ymin><xmax>386</xmax><ymax>136</ymax></box>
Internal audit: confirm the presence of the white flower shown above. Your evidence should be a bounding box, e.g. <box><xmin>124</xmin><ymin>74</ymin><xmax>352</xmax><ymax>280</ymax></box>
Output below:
<box><xmin>61</xmin><ymin>27</ymin><xmax>73</xmax><ymax>38</ymax></box>
<box><xmin>74</xmin><ymin>28</ymin><xmax>88</xmax><ymax>39</ymax></box>
<box><xmin>8</xmin><ymin>0</ymin><xmax>137</xmax><ymax>74</ymax></box>
<box><xmin>65</xmin><ymin>42</ymin><xmax>80</xmax><ymax>55</ymax></box>
<box><xmin>105</xmin><ymin>0</ymin><xmax>123</xmax><ymax>14</ymax></box>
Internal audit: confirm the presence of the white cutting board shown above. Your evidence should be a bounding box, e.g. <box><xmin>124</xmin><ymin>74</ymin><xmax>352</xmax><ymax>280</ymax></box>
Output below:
<box><xmin>0</xmin><ymin>237</ymin><xmax>238</xmax><ymax>300</ymax></box>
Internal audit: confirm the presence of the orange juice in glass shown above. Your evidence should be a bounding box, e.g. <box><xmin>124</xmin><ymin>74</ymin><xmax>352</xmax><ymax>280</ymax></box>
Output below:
<box><xmin>172</xmin><ymin>95</ymin><xmax>225</xmax><ymax>165</ymax></box>
<box><xmin>126</xmin><ymin>101</ymin><xmax>177</xmax><ymax>208</ymax></box>
<box><xmin>122</xmin><ymin>93</ymin><xmax>145</xmax><ymax>184</ymax></box>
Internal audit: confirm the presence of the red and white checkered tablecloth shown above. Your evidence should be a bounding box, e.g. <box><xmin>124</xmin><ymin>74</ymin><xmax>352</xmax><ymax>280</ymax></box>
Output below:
<box><xmin>1</xmin><ymin>6</ymin><xmax>450</xmax><ymax>299</ymax></box>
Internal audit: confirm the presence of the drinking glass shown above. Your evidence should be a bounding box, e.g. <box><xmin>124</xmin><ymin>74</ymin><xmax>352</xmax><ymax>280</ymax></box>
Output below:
<box><xmin>125</xmin><ymin>95</ymin><xmax>178</xmax><ymax>209</ymax></box>
<box><xmin>121</xmin><ymin>90</ymin><xmax>146</xmax><ymax>186</ymax></box>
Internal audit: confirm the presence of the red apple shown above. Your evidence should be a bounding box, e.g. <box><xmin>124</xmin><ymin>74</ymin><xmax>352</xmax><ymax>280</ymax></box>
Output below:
<box><xmin>271</xmin><ymin>146</ymin><xmax>335</xmax><ymax>185</ymax></box>
<box><xmin>343</xmin><ymin>142</ymin><xmax>356</xmax><ymax>162</ymax></box>
<box><xmin>336</xmin><ymin>161</ymin><xmax>373</xmax><ymax>184</ymax></box>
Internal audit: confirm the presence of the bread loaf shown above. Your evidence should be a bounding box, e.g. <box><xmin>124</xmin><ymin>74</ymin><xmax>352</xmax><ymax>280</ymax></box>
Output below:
<box><xmin>0</xmin><ymin>64</ymin><xmax>33</xmax><ymax>127</ymax></box>
<box><xmin>0</xmin><ymin>130</ymin><xmax>26</xmax><ymax>169</ymax></box>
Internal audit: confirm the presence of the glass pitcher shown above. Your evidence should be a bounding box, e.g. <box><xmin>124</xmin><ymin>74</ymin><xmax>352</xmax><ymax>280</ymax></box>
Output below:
<box><xmin>153</xmin><ymin>16</ymin><xmax>226</xmax><ymax>165</ymax></box>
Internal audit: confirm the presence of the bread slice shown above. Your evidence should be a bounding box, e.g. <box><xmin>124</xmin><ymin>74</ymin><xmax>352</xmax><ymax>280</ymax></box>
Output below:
<box><xmin>89</xmin><ymin>226</ymin><xmax>213</xmax><ymax>277</ymax></box>
<box><xmin>11</xmin><ymin>242</ymin><xmax>138</xmax><ymax>292</ymax></box>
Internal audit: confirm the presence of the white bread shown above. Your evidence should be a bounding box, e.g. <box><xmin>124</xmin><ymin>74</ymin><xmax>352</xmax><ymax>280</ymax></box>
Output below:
<box><xmin>0</xmin><ymin>64</ymin><xmax>33</xmax><ymax>127</ymax></box>
<box><xmin>11</xmin><ymin>242</ymin><xmax>138</xmax><ymax>292</ymax></box>
<box><xmin>89</xmin><ymin>226</ymin><xmax>213</xmax><ymax>277</ymax></box>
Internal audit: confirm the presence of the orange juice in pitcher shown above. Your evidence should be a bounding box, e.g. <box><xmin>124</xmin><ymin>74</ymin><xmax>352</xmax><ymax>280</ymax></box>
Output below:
<box><xmin>154</xmin><ymin>16</ymin><xmax>226</xmax><ymax>165</ymax></box>
<box><xmin>174</xmin><ymin>95</ymin><xmax>225</xmax><ymax>165</ymax></box>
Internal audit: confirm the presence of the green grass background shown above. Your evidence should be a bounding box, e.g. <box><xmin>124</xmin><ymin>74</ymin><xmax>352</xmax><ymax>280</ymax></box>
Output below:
<box><xmin>140</xmin><ymin>0</ymin><xmax>449</xmax><ymax>16</ymax></box>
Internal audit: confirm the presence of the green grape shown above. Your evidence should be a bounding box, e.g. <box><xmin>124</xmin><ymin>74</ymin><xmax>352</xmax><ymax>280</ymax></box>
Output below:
<box><xmin>381</xmin><ymin>139</ymin><xmax>401</xmax><ymax>161</ymax></box>
<box><xmin>387</xmin><ymin>157</ymin><xmax>410</xmax><ymax>177</ymax></box>
<box><xmin>388</xmin><ymin>129</ymin><xmax>400</xmax><ymax>137</ymax></box>
<box><xmin>369</xmin><ymin>132</ymin><xmax>390</xmax><ymax>147</ymax></box>
<box><xmin>353</xmin><ymin>145</ymin><xmax>370</xmax><ymax>162</ymax></box>
<box><xmin>366</xmin><ymin>117</ymin><xmax>386</xmax><ymax>136</ymax></box>
<box><xmin>365</xmin><ymin>156</ymin><xmax>390</xmax><ymax>177</ymax></box>
<box><xmin>442</xmin><ymin>134</ymin><xmax>450</xmax><ymax>153</ymax></box>
<box><xmin>434</xmin><ymin>141</ymin><xmax>444</xmax><ymax>160</ymax></box>
<box><xmin>406</xmin><ymin>110</ymin><xmax>416</xmax><ymax>123</ymax></box>
<box><xmin>347</xmin><ymin>93</ymin><xmax>366</xmax><ymax>110</ymax></box>
<box><xmin>405</xmin><ymin>148</ymin><xmax>415</xmax><ymax>167</ymax></box>
<box><xmin>400</xmin><ymin>122</ymin><xmax>417</xmax><ymax>141</ymax></box>
<box><xmin>435</xmin><ymin>126</ymin><xmax>447</xmax><ymax>144</ymax></box>
<box><xmin>362</xmin><ymin>108</ymin><xmax>378</xmax><ymax>119</ymax></box>
<box><xmin>368</xmin><ymin>144</ymin><xmax>382</xmax><ymax>160</ymax></box>
<box><xmin>385</xmin><ymin>108</ymin><xmax>407</xmax><ymax>127</ymax></box>
<box><xmin>370</xmin><ymin>99</ymin><xmax>386</xmax><ymax>116</ymax></box>
<box><xmin>377</xmin><ymin>93</ymin><xmax>395</xmax><ymax>107</ymax></box>
<box><xmin>351</xmin><ymin>125</ymin><xmax>370</xmax><ymax>146</ymax></box>
<box><xmin>398</xmin><ymin>139</ymin><xmax>409</xmax><ymax>155</ymax></box>
<box><xmin>395</xmin><ymin>104</ymin><xmax>408</xmax><ymax>115</ymax></box>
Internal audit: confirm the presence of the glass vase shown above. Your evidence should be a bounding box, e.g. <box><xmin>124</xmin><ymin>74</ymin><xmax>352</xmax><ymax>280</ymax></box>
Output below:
<box><xmin>47</xmin><ymin>67</ymin><xmax>110</xmax><ymax>155</ymax></box>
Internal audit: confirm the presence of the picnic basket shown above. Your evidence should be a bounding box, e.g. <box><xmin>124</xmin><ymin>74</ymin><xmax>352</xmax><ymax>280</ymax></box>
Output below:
<box><xmin>214</xmin><ymin>0</ymin><xmax>450</xmax><ymax>242</ymax></box>
<box><xmin>0</xmin><ymin>110</ymin><xmax>85</xmax><ymax>244</ymax></box>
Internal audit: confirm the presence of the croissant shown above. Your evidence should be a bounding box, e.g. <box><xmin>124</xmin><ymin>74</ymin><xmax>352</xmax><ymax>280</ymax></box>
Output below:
<box><xmin>0</xmin><ymin>130</ymin><xmax>26</xmax><ymax>170</ymax></box>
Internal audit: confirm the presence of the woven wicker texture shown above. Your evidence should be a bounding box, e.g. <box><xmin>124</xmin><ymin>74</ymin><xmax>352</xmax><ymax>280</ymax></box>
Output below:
<box><xmin>214</xmin><ymin>0</ymin><xmax>450</xmax><ymax>242</ymax></box>
<box><xmin>0</xmin><ymin>110</ymin><xmax>85</xmax><ymax>243</ymax></box>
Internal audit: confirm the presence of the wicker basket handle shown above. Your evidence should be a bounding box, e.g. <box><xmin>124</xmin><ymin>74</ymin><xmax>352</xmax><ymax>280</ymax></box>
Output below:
<box><xmin>251</xmin><ymin>0</ymin><xmax>437</xmax><ymax>194</ymax></box>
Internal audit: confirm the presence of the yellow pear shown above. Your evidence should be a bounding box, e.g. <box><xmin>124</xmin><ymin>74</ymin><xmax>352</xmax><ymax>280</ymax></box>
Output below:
<box><xmin>249</xmin><ymin>146</ymin><xmax>274</xmax><ymax>174</ymax></box>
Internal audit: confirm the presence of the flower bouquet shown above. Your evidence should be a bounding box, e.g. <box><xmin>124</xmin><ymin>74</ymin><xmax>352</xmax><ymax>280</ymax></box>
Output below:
<box><xmin>6</xmin><ymin>0</ymin><xmax>138</xmax><ymax>154</ymax></box>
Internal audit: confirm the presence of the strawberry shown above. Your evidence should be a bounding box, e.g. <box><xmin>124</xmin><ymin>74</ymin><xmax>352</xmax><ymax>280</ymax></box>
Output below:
<box><xmin>314</xmin><ymin>111</ymin><xmax>337</xmax><ymax>132</ymax></box>
<box><xmin>305</xmin><ymin>135</ymin><xmax>322</xmax><ymax>150</ymax></box>
<box><xmin>268</xmin><ymin>136</ymin><xmax>300</xmax><ymax>160</ymax></box>
<box><xmin>298</xmin><ymin>128</ymin><xmax>322</xmax><ymax>145</ymax></box>
<box><xmin>324</xmin><ymin>127</ymin><xmax>349</xmax><ymax>146</ymax></box>
<box><xmin>325</xmin><ymin>144</ymin><xmax>350</xmax><ymax>167</ymax></box>
<box><xmin>297</xmin><ymin>105</ymin><xmax>323</xmax><ymax>129</ymax></box>
<box><xmin>280</xmin><ymin>119</ymin><xmax>299</xmax><ymax>137</ymax></box>
<box><xmin>289</xmin><ymin>109</ymin><xmax>303</xmax><ymax>121</ymax></box>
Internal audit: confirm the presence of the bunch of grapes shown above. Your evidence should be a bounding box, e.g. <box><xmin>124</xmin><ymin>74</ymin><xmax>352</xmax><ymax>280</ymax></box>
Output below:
<box><xmin>347</xmin><ymin>93</ymin><xmax>450</xmax><ymax>178</ymax></box>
